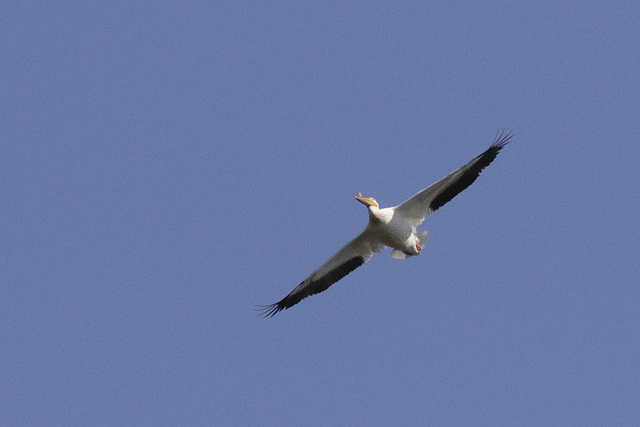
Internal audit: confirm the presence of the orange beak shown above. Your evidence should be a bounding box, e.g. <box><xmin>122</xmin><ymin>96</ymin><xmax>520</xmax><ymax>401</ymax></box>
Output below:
<box><xmin>354</xmin><ymin>192</ymin><xmax>378</xmax><ymax>207</ymax></box>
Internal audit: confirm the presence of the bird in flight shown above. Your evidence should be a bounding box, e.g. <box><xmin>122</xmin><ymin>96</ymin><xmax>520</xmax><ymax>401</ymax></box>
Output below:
<box><xmin>259</xmin><ymin>130</ymin><xmax>513</xmax><ymax>317</ymax></box>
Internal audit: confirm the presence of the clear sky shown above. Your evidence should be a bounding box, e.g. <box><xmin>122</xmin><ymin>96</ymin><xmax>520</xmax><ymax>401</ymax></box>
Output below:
<box><xmin>3</xmin><ymin>2</ymin><xmax>639</xmax><ymax>425</ymax></box>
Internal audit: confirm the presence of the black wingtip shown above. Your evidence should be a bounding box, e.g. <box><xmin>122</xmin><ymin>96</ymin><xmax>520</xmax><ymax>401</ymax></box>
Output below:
<box><xmin>255</xmin><ymin>302</ymin><xmax>286</xmax><ymax>318</ymax></box>
<box><xmin>491</xmin><ymin>128</ymin><xmax>514</xmax><ymax>149</ymax></box>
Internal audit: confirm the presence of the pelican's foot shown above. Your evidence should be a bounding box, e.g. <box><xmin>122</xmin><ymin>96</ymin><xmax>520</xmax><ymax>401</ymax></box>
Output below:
<box><xmin>414</xmin><ymin>232</ymin><xmax>423</xmax><ymax>251</ymax></box>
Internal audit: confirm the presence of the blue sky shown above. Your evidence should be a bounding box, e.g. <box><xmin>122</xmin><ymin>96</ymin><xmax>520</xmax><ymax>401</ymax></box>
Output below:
<box><xmin>2</xmin><ymin>2</ymin><xmax>639</xmax><ymax>425</ymax></box>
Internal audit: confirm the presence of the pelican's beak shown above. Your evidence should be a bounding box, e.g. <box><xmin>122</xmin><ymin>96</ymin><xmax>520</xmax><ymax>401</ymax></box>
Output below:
<box><xmin>354</xmin><ymin>193</ymin><xmax>378</xmax><ymax>207</ymax></box>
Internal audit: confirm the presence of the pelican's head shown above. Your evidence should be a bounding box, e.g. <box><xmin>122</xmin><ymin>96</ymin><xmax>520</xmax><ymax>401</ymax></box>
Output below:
<box><xmin>355</xmin><ymin>192</ymin><xmax>379</xmax><ymax>208</ymax></box>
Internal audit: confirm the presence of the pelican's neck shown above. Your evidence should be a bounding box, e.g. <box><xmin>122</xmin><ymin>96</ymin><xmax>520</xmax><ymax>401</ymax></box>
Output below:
<box><xmin>368</xmin><ymin>205</ymin><xmax>391</xmax><ymax>224</ymax></box>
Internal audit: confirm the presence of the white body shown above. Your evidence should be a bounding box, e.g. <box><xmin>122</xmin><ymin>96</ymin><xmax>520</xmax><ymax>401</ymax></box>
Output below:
<box><xmin>366</xmin><ymin>206</ymin><xmax>422</xmax><ymax>258</ymax></box>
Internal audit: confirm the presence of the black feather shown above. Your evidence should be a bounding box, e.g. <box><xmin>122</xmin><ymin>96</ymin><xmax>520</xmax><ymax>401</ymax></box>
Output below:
<box><xmin>429</xmin><ymin>129</ymin><xmax>512</xmax><ymax>212</ymax></box>
<box><xmin>258</xmin><ymin>256</ymin><xmax>366</xmax><ymax>317</ymax></box>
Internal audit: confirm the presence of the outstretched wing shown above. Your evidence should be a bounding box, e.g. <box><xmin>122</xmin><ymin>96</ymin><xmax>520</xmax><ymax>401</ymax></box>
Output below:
<box><xmin>393</xmin><ymin>130</ymin><xmax>513</xmax><ymax>228</ymax></box>
<box><xmin>259</xmin><ymin>230</ymin><xmax>385</xmax><ymax>317</ymax></box>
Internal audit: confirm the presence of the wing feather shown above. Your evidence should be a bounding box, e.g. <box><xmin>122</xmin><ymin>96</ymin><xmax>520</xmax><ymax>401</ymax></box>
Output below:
<box><xmin>259</xmin><ymin>231</ymin><xmax>384</xmax><ymax>317</ymax></box>
<box><xmin>394</xmin><ymin>130</ymin><xmax>512</xmax><ymax>227</ymax></box>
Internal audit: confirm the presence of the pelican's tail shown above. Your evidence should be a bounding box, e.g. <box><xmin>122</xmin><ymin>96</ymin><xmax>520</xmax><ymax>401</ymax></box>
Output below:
<box><xmin>415</xmin><ymin>230</ymin><xmax>428</xmax><ymax>246</ymax></box>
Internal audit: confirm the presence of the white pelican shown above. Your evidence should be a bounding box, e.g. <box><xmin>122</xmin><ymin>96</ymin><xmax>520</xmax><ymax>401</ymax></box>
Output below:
<box><xmin>260</xmin><ymin>130</ymin><xmax>513</xmax><ymax>317</ymax></box>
